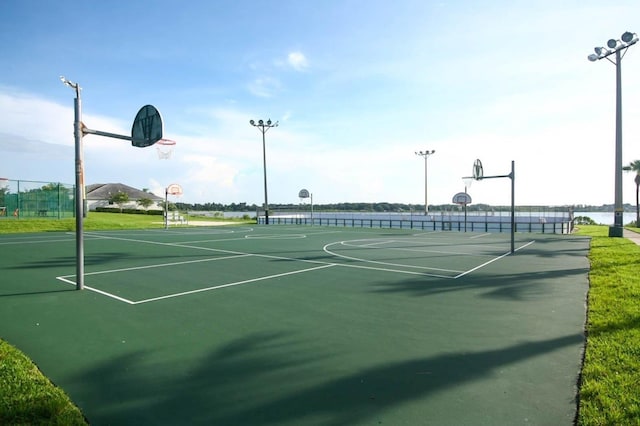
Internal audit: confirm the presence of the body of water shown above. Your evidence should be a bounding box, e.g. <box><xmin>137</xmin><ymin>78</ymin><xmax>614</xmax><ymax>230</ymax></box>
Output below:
<box><xmin>203</xmin><ymin>210</ymin><xmax>637</xmax><ymax>226</ymax></box>
<box><xmin>578</xmin><ymin>212</ymin><xmax>637</xmax><ymax>226</ymax></box>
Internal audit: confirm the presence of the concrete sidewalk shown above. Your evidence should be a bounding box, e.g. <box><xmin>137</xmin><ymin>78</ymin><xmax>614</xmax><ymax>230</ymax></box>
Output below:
<box><xmin>624</xmin><ymin>228</ymin><xmax>640</xmax><ymax>245</ymax></box>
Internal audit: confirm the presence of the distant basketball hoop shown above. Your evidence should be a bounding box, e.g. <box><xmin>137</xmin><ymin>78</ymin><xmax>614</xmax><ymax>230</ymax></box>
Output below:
<box><xmin>166</xmin><ymin>183</ymin><xmax>183</xmax><ymax>196</ymax></box>
<box><xmin>156</xmin><ymin>139</ymin><xmax>176</xmax><ymax>159</ymax></box>
<box><xmin>164</xmin><ymin>183</ymin><xmax>183</xmax><ymax>229</ymax></box>
<box><xmin>452</xmin><ymin>192</ymin><xmax>472</xmax><ymax>206</ymax></box>
<box><xmin>298</xmin><ymin>188</ymin><xmax>310</xmax><ymax>203</ymax></box>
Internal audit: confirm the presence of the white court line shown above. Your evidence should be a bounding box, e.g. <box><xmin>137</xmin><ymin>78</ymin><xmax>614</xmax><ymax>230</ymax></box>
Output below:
<box><xmin>132</xmin><ymin>264</ymin><xmax>336</xmax><ymax>305</ymax></box>
<box><xmin>454</xmin><ymin>240</ymin><xmax>535</xmax><ymax>278</ymax></box>
<box><xmin>244</xmin><ymin>234</ymin><xmax>307</xmax><ymax>239</ymax></box>
<box><xmin>341</xmin><ymin>239</ymin><xmax>497</xmax><ymax>257</ymax></box>
<box><xmin>470</xmin><ymin>233</ymin><xmax>492</xmax><ymax>239</ymax></box>
<box><xmin>56</xmin><ymin>230</ymin><xmax>535</xmax><ymax>305</ymax></box>
<box><xmin>56</xmin><ymin>276</ymin><xmax>137</xmax><ymax>304</ymax></box>
<box><xmin>86</xmin><ymin>233</ymin><xmax>249</xmax><ymax>257</ymax></box>
<box><xmin>333</xmin><ymin>262</ymin><xmax>457</xmax><ymax>279</ymax></box>
<box><xmin>55</xmin><ymin>254</ymin><xmax>253</xmax><ymax>304</ymax></box>
<box><xmin>171</xmin><ymin>229</ymin><xmax>343</xmax><ymax>245</ymax></box>
<box><xmin>85</xmin><ymin>232</ymin><xmax>331</xmax><ymax>268</ymax></box>
<box><xmin>0</xmin><ymin>231</ymin><xmax>109</xmax><ymax>245</ymax></box>
<box><xmin>0</xmin><ymin>237</ymin><xmax>75</xmax><ymax>246</ymax></box>
<box><xmin>323</xmin><ymin>241</ymin><xmax>464</xmax><ymax>275</ymax></box>
<box><xmin>378</xmin><ymin>245</ymin><xmax>495</xmax><ymax>257</ymax></box>
<box><xmin>57</xmin><ymin>253</ymin><xmax>251</xmax><ymax>277</ymax></box>
<box><xmin>357</xmin><ymin>240</ymin><xmax>394</xmax><ymax>248</ymax></box>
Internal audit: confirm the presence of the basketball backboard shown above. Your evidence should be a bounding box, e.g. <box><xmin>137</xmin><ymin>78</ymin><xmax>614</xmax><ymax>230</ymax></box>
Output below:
<box><xmin>472</xmin><ymin>159</ymin><xmax>484</xmax><ymax>180</ymax></box>
<box><xmin>166</xmin><ymin>183</ymin><xmax>183</xmax><ymax>196</ymax></box>
<box><xmin>452</xmin><ymin>192</ymin><xmax>472</xmax><ymax>205</ymax></box>
<box><xmin>298</xmin><ymin>189</ymin><xmax>310</xmax><ymax>199</ymax></box>
<box><xmin>131</xmin><ymin>105</ymin><xmax>163</xmax><ymax>147</ymax></box>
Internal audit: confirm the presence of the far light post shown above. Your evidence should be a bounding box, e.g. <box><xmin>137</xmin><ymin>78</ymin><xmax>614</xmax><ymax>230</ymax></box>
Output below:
<box><xmin>415</xmin><ymin>150</ymin><xmax>435</xmax><ymax>215</ymax></box>
<box><xmin>588</xmin><ymin>31</ymin><xmax>638</xmax><ymax>237</ymax></box>
<box><xmin>250</xmin><ymin>119</ymin><xmax>278</xmax><ymax>225</ymax></box>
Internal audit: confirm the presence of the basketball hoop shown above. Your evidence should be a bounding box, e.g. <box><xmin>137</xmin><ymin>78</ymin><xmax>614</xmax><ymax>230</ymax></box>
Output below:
<box><xmin>166</xmin><ymin>183</ymin><xmax>183</xmax><ymax>196</ymax></box>
<box><xmin>298</xmin><ymin>188</ymin><xmax>310</xmax><ymax>204</ymax></box>
<box><xmin>156</xmin><ymin>139</ymin><xmax>176</xmax><ymax>159</ymax></box>
<box><xmin>452</xmin><ymin>192</ymin><xmax>472</xmax><ymax>206</ymax></box>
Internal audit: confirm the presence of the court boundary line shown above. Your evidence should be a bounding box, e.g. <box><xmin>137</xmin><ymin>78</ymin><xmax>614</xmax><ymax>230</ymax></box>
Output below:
<box><xmin>323</xmin><ymin>241</ymin><xmax>464</xmax><ymax>276</ymax></box>
<box><xmin>56</xmin><ymin>263</ymin><xmax>336</xmax><ymax>305</ymax></box>
<box><xmin>57</xmin><ymin>253</ymin><xmax>251</xmax><ymax>278</ymax></box>
<box><xmin>339</xmin><ymin>238</ymin><xmax>501</xmax><ymax>257</ymax></box>
<box><xmin>0</xmin><ymin>233</ymin><xmax>106</xmax><ymax>246</ymax></box>
<box><xmin>132</xmin><ymin>264</ymin><xmax>336</xmax><ymax>305</ymax></box>
<box><xmin>56</xmin><ymin>276</ymin><xmax>136</xmax><ymax>304</ymax></box>
<box><xmin>454</xmin><ymin>240</ymin><xmax>535</xmax><ymax>278</ymax></box>
<box><xmin>52</xmin><ymin>230</ymin><xmax>536</xmax><ymax>305</ymax></box>
<box><xmin>323</xmin><ymin>236</ymin><xmax>524</xmax><ymax>277</ymax></box>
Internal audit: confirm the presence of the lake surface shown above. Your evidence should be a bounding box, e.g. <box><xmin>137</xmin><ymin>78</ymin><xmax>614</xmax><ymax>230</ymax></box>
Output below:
<box><xmin>577</xmin><ymin>212</ymin><xmax>637</xmax><ymax>225</ymax></box>
<box><xmin>210</xmin><ymin>210</ymin><xmax>637</xmax><ymax>225</ymax></box>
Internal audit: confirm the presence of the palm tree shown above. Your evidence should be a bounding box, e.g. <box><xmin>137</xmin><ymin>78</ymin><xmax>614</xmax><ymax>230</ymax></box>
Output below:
<box><xmin>622</xmin><ymin>160</ymin><xmax>640</xmax><ymax>227</ymax></box>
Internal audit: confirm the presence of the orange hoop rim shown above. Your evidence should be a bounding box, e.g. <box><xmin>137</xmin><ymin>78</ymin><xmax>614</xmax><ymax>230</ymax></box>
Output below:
<box><xmin>156</xmin><ymin>138</ymin><xmax>176</xmax><ymax>146</ymax></box>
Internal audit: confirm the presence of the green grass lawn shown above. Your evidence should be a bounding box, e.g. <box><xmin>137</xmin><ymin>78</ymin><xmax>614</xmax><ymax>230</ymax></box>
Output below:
<box><xmin>0</xmin><ymin>220</ymin><xmax>638</xmax><ymax>424</ymax></box>
<box><xmin>0</xmin><ymin>211</ymin><xmax>252</xmax><ymax>234</ymax></box>
<box><xmin>575</xmin><ymin>225</ymin><xmax>640</xmax><ymax>425</ymax></box>
<box><xmin>0</xmin><ymin>340</ymin><xmax>87</xmax><ymax>425</ymax></box>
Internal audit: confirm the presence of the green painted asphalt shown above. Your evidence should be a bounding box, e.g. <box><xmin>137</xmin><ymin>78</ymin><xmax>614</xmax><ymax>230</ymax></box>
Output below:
<box><xmin>0</xmin><ymin>227</ymin><xmax>590</xmax><ymax>425</ymax></box>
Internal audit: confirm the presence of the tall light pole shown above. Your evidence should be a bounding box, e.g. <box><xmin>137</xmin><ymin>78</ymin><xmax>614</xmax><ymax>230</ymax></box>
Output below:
<box><xmin>415</xmin><ymin>150</ymin><xmax>435</xmax><ymax>215</ymax></box>
<box><xmin>250</xmin><ymin>119</ymin><xmax>278</xmax><ymax>224</ymax></box>
<box><xmin>588</xmin><ymin>31</ymin><xmax>638</xmax><ymax>237</ymax></box>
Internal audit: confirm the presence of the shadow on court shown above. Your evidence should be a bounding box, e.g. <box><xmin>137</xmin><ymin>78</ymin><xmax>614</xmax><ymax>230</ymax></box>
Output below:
<box><xmin>6</xmin><ymin>251</ymin><xmax>220</xmax><ymax>270</ymax></box>
<box><xmin>0</xmin><ymin>288</ymin><xmax>77</xmax><ymax>298</ymax></box>
<box><xmin>67</xmin><ymin>331</ymin><xmax>583</xmax><ymax>426</ymax></box>
<box><xmin>372</xmin><ymin>266</ymin><xmax>589</xmax><ymax>300</ymax></box>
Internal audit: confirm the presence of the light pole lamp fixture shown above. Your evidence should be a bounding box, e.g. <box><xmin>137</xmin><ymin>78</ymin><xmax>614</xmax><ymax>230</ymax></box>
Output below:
<box><xmin>415</xmin><ymin>150</ymin><xmax>436</xmax><ymax>215</ymax></box>
<box><xmin>587</xmin><ymin>31</ymin><xmax>638</xmax><ymax>237</ymax></box>
<box><xmin>249</xmin><ymin>119</ymin><xmax>278</xmax><ymax>225</ymax></box>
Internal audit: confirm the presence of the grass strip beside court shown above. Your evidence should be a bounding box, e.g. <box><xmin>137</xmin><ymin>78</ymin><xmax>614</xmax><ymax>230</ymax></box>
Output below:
<box><xmin>0</xmin><ymin>340</ymin><xmax>86</xmax><ymax>425</ymax></box>
<box><xmin>0</xmin><ymin>211</ymin><xmax>252</xmax><ymax>234</ymax></box>
<box><xmin>576</xmin><ymin>225</ymin><xmax>640</xmax><ymax>425</ymax></box>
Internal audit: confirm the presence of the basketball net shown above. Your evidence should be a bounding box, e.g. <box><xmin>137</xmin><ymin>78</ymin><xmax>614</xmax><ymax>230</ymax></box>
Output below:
<box><xmin>156</xmin><ymin>139</ymin><xmax>176</xmax><ymax>159</ymax></box>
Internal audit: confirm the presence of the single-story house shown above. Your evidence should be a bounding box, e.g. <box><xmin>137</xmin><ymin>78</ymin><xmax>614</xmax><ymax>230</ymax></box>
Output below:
<box><xmin>86</xmin><ymin>183</ymin><xmax>164</xmax><ymax>211</ymax></box>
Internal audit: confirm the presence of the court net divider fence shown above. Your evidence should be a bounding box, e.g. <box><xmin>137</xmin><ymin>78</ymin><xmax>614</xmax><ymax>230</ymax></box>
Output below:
<box><xmin>258</xmin><ymin>207</ymin><xmax>574</xmax><ymax>234</ymax></box>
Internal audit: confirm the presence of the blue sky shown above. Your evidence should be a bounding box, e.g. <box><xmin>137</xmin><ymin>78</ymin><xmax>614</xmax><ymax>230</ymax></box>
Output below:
<box><xmin>1</xmin><ymin>1</ymin><xmax>640</xmax><ymax>207</ymax></box>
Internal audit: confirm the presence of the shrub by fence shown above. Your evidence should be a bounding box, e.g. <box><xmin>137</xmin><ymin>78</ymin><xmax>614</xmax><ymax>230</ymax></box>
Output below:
<box><xmin>94</xmin><ymin>207</ymin><xmax>164</xmax><ymax>215</ymax></box>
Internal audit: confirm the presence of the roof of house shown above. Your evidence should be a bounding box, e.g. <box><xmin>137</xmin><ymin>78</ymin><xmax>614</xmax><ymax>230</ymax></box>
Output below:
<box><xmin>86</xmin><ymin>183</ymin><xmax>163</xmax><ymax>201</ymax></box>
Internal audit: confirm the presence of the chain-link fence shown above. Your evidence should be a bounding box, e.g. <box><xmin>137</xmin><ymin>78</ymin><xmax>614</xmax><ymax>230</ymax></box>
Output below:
<box><xmin>0</xmin><ymin>179</ymin><xmax>75</xmax><ymax>219</ymax></box>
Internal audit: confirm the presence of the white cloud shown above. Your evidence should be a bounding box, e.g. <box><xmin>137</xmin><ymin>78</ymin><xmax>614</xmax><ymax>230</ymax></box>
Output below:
<box><xmin>287</xmin><ymin>51</ymin><xmax>309</xmax><ymax>71</ymax></box>
<box><xmin>0</xmin><ymin>89</ymin><xmax>73</xmax><ymax>146</ymax></box>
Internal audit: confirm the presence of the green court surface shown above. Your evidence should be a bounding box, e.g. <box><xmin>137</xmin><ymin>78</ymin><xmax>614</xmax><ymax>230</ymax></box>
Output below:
<box><xmin>0</xmin><ymin>226</ymin><xmax>590</xmax><ymax>425</ymax></box>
